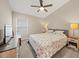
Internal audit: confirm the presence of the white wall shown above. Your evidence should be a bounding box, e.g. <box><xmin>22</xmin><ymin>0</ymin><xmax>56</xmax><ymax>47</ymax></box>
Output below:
<box><xmin>12</xmin><ymin>0</ymin><xmax>79</xmax><ymax>39</ymax></box>
<box><xmin>41</xmin><ymin>0</ymin><xmax>79</xmax><ymax>30</ymax></box>
<box><xmin>0</xmin><ymin>0</ymin><xmax>12</xmax><ymax>29</ymax></box>
<box><xmin>0</xmin><ymin>0</ymin><xmax>12</xmax><ymax>44</ymax></box>
<box><xmin>12</xmin><ymin>12</ymin><xmax>42</xmax><ymax>40</ymax></box>
<box><xmin>40</xmin><ymin>0</ymin><xmax>79</xmax><ymax>37</ymax></box>
<box><xmin>27</xmin><ymin>15</ymin><xmax>43</xmax><ymax>35</ymax></box>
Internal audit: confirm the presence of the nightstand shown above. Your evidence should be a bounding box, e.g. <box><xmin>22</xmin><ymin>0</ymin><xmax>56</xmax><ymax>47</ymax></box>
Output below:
<box><xmin>67</xmin><ymin>37</ymin><xmax>79</xmax><ymax>50</ymax></box>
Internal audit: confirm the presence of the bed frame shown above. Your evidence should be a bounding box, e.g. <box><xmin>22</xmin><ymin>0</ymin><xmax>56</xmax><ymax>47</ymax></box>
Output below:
<box><xmin>28</xmin><ymin>41</ymin><xmax>37</xmax><ymax>58</ymax></box>
<box><xmin>48</xmin><ymin>29</ymin><xmax>69</xmax><ymax>37</ymax></box>
<box><xmin>28</xmin><ymin>29</ymin><xmax>69</xmax><ymax>58</ymax></box>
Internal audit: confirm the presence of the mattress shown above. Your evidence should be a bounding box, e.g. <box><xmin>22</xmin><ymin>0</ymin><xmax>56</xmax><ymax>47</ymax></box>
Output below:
<box><xmin>29</xmin><ymin>33</ymin><xmax>67</xmax><ymax>58</ymax></box>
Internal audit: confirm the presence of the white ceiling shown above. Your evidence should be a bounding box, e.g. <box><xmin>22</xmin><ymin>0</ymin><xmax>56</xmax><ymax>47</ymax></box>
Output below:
<box><xmin>9</xmin><ymin>0</ymin><xmax>70</xmax><ymax>18</ymax></box>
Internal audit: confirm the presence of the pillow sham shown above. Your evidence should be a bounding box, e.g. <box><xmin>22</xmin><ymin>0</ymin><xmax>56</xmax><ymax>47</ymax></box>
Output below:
<box><xmin>54</xmin><ymin>31</ymin><xmax>64</xmax><ymax>34</ymax></box>
<box><xmin>47</xmin><ymin>30</ymin><xmax>54</xmax><ymax>33</ymax></box>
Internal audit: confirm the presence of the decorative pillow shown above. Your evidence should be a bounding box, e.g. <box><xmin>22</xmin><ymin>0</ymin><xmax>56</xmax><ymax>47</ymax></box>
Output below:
<box><xmin>47</xmin><ymin>30</ymin><xmax>54</xmax><ymax>33</ymax></box>
<box><xmin>54</xmin><ymin>31</ymin><xmax>64</xmax><ymax>34</ymax></box>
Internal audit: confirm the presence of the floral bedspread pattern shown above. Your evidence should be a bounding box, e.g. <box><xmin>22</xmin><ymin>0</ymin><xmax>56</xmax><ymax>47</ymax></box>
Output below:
<box><xmin>29</xmin><ymin>33</ymin><xmax>67</xmax><ymax>58</ymax></box>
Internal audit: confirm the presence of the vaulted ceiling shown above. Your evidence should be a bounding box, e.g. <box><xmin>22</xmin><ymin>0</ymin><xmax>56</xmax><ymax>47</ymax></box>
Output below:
<box><xmin>9</xmin><ymin>0</ymin><xmax>70</xmax><ymax>18</ymax></box>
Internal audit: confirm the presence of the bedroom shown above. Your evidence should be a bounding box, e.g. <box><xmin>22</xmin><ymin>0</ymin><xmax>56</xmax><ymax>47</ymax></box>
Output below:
<box><xmin>0</xmin><ymin>0</ymin><xmax>79</xmax><ymax>58</ymax></box>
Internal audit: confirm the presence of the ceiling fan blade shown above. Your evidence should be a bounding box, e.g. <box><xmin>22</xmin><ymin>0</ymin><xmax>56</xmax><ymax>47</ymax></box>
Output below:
<box><xmin>31</xmin><ymin>5</ymin><xmax>40</xmax><ymax>7</ymax></box>
<box><xmin>44</xmin><ymin>9</ymin><xmax>48</xmax><ymax>12</ymax></box>
<box><xmin>37</xmin><ymin>9</ymin><xmax>40</xmax><ymax>12</ymax></box>
<box><xmin>43</xmin><ymin>4</ymin><xmax>52</xmax><ymax>7</ymax></box>
<box><xmin>40</xmin><ymin>0</ymin><xmax>43</xmax><ymax>6</ymax></box>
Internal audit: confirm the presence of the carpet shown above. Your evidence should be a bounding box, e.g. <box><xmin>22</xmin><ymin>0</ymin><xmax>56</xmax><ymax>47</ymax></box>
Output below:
<box><xmin>0</xmin><ymin>38</ymin><xmax>17</xmax><ymax>52</ymax></box>
<box><xmin>18</xmin><ymin>40</ymin><xmax>79</xmax><ymax>58</ymax></box>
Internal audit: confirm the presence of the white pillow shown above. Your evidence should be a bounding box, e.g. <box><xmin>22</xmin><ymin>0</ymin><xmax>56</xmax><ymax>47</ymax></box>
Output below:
<box><xmin>47</xmin><ymin>30</ymin><xmax>54</xmax><ymax>33</ymax></box>
<box><xmin>54</xmin><ymin>31</ymin><xmax>64</xmax><ymax>34</ymax></box>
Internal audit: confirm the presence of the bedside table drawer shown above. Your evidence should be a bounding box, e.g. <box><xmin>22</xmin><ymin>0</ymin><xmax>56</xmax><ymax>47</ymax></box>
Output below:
<box><xmin>67</xmin><ymin>37</ymin><xmax>79</xmax><ymax>49</ymax></box>
<box><xmin>69</xmin><ymin>41</ymin><xmax>77</xmax><ymax>48</ymax></box>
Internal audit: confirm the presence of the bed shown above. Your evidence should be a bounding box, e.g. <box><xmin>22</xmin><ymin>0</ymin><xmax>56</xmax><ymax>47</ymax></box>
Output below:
<box><xmin>28</xmin><ymin>29</ymin><xmax>68</xmax><ymax>58</ymax></box>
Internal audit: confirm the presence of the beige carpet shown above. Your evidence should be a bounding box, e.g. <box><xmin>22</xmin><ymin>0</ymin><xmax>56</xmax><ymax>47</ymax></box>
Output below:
<box><xmin>18</xmin><ymin>40</ymin><xmax>34</xmax><ymax>58</ymax></box>
<box><xmin>18</xmin><ymin>40</ymin><xmax>79</xmax><ymax>58</ymax></box>
<box><xmin>53</xmin><ymin>47</ymin><xmax>79</xmax><ymax>58</ymax></box>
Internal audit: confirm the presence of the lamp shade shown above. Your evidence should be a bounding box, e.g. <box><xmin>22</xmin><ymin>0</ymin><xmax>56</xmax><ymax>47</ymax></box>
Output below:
<box><xmin>70</xmin><ymin>23</ymin><xmax>78</xmax><ymax>29</ymax></box>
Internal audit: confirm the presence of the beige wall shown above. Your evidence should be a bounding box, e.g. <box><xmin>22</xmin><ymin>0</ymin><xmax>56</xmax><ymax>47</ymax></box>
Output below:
<box><xmin>0</xmin><ymin>0</ymin><xmax>12</xmax><ymax>29</ymax></box>
<box><xmin>0</xmin><ymin>0</ymin><xmax>12</xmax><ymax>43</ymax></box>
<box><xmin>39</xmin><ymin>0</ymin><xmax>79</xmax><ymax>37</ymax></box>
<box><xmin>12</xmin><ymin>0</ymin><xmax>79</xmax><ymax>39</ymax></box>
<box><xmin>41</xmin><ymin>0</ymin><xmax>79</xmax><ymax>30</ymax></box>
<box><xmin>12</xmin><ymin>12</ymin><xmax>42</xmax><ymax>39</ymax></box>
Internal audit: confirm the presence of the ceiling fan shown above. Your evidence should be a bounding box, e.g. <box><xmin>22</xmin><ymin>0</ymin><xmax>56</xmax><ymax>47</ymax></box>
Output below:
<box><xmin>31</xmin><ymin>0</ymin><xmax>52</xmax><ymax>12</ymax></box>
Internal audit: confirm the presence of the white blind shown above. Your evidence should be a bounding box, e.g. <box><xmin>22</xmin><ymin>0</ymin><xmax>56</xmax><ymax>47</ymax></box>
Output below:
<box><xmin>16</xmin><ymin>16</ymin><xmax>27</xmax><ymax>35</ymax></box>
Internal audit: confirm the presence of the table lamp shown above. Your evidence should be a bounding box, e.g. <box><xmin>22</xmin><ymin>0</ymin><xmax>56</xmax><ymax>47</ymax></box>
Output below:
<box><xmin>70</xmin><ymin>23</ymin><xmax>78</xmax><ymax>37</ymax></box>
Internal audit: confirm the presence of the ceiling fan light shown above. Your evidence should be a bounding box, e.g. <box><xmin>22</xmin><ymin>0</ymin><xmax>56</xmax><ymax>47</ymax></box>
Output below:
<box><xmin>39</xmin><ymin>7</ymin><xmax>44</xmax><ymax>11</ymax></box>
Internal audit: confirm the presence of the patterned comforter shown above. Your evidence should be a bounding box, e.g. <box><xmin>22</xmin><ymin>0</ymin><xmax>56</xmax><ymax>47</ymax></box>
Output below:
<box><xmin>29</xmin><ymin>33</ymin><xmax>67</xmax><ymax>58</ymax></box>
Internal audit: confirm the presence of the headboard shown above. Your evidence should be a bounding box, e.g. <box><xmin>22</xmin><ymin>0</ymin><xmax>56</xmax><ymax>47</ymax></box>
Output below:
<box><xmin>48</xmin><ymin>28</ymin><xmax>69</xmax><ymax>37</ymax></box>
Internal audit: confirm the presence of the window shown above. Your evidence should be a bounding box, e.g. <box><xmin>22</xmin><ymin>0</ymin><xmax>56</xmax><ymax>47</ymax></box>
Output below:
<box><xmin>16</xmin><ymin>16</ymin><xmax>27</xmax><ymax>35</ymax></box>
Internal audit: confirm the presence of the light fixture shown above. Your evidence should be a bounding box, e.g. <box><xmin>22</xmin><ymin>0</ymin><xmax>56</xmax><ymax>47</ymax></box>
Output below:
<box><xmin>39</xmin><ymin>7</ymin><xmax>44</xmax><ymax>11</ymax></box>
<box><xmin>70</xmin><ymin>23</ymin><xmax>78</xmax><ymax>37</ymax></box>
<box><xmin>31</xmin><ymin>0</ymin><xmax>52</xmax><ymax>12</ymax></box>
